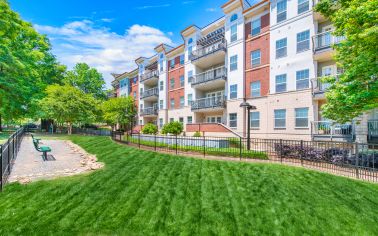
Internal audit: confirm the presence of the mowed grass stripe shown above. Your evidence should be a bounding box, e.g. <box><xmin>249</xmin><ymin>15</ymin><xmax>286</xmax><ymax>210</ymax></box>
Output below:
<box><xmin>0</xmin><ymin>135</ymin><xmax>377</xmax><ymax>235</ymax></box>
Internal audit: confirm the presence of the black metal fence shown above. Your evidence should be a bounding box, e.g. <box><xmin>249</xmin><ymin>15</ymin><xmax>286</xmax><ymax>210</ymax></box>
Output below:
<box><xmin>72</xmin><ymin>128</ymin><xmax>111</xmax><ymax>136</ymax></box>
<box><xmin>1</xmin><ymin>127</ymin><xmax>25</xmax><ymax>190</ymax></box>
<box><xmin>111</xmin><ymin>132</ymin><xmax>378</xmax><ymax>183</ymax></box>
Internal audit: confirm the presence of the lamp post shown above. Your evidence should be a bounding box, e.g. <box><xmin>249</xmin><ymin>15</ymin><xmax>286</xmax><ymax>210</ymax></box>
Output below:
<box><xmin>240</xmin><ymin>101</ymin><xmax>256</xmax><ymax>150</ymax></box>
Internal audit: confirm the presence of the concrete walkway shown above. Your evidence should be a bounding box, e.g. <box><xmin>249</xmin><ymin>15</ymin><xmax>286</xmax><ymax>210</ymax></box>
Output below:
<box><xmin>8</xmin><ymin>136</ymin><xmax>103</xmax><ymax>183</ymax></box>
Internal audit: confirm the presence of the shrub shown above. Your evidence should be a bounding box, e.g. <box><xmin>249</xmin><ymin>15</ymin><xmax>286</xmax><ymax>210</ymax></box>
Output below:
<box><xmin>228</xmin><ymin>137</ymin><xmax>243</xmax><ymax>148</ymax></box>
<box><xmin>161</xmin><ymin>121</ymin><xmax>183</xmax><ymax>135</ymax></box>
<box><xmin>193</xmin><ymin>131</ymin><xmax>201</xmax><ymax>137</ymax></box>
<box><xmin>142</xmin><ymin>123</ymin><xmax>158</xmax><ymax>134</ymax></box>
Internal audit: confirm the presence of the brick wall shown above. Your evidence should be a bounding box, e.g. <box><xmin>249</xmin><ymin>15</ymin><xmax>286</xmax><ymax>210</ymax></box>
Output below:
<box><xmin>168</xmin><ymin>55</ymin><xmax>185</xmax><ymax>109</ymax></box>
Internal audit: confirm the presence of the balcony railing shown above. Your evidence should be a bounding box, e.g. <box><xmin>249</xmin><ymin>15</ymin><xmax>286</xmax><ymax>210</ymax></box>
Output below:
<box><xmin>191</xmin><ymin>96</ymin><xmax>226</xmax><ymax>111</ymax></box>
<box><xmin>313</xmin><ymin>31</ymin><xmax>345</xmax><ymax>51</ymax></box>
<box><xmin>141</xmin><ymin>70</ymin><xmax>159</xmax><ymax>82</ymax></box>
<box><xmin>311</xmin><ymin>74</ymin><xmax>340</xmax><ymax>94</ymax></box>
<box><xmin>141</xmin><ymin>106</ymin><xmax>158</xmax><ymax>116</ymax></box>
<box><xmin>189</xmin><ymin>39</ymin><xmax>226</xmax><ymax>62</ymax></box>
<box><xmin>191</xmin><ymin>66</ymin><xmax>227</xmax><ymax>86</ymax></box>
<box><xmin>311</xmin><ymin>121</ymin><xmax>355</xmax><ymax>139</ymax></box>
<box><xmin>140</xmin><ymin>87</ymin><xmax>159</xmax><ymax>99</ymax></box>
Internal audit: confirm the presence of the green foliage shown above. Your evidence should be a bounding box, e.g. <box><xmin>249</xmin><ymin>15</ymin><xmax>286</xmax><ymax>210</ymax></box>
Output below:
<box><xmin>39</xmin><ymin>84</ymin><xmax>99</xmax><ymax>134</ymax></box>
<box><xmin>315</xmin><ymin>0</ymin><xmax>378</xmax><ymax>123</ymax></box>
<box><xmin>0</xmin><ymin>0</ymin><xmax>66</xmax><ymax>125</ymax></box>
<box><xmin>193</xmin><ymin>131</ymin><xmax>201</xmax><ymax>137</ymax></box>
<box><xmin>142</xmin><ymin>123</ymin><xmax>158</xmax><ymax>135</ymax></box>
<box><xmin>64</xmin><ymin>63</ymin><xmax>106</xmax><ymax>99</ymax></box>
<box><xmin>161</xmin><ymin>121</ymin><xmax>183</xmax><ymax>135</ymax></box>
<box><xmin>100</xmin><ymin>97</ymin><xmax>136</xmax><ymax>127</ymax></box>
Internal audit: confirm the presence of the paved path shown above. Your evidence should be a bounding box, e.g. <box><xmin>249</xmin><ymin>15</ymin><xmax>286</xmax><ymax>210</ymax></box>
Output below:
<box><xmin>9</xmin><ymin>136</ymin><xmax>103</xmax><ymax>183</ymax></box>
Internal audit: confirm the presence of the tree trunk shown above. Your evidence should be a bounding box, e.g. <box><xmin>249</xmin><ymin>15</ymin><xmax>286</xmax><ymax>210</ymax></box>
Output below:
<box><xmin>0</xmin><ymin>114</ymin><xmax>2</xmax><ymax>132</ymax></box>
<box><xmin>68</xmin><ymin>123</ymin><xmax>72</xmax><ymax>135</ymax></box>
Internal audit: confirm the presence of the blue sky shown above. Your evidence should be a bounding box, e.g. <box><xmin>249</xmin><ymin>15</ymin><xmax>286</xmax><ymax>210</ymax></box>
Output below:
<box><xmin>9</xmin><ymin>0</ymin><xmax>239</xmax><ymax>86</ymax></box>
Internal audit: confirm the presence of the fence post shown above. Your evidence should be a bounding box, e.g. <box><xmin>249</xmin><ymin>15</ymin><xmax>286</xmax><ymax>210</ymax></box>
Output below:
<box><xmin>203</xmin><ymin>135</ymin><xmax>206</xmax><ymax>157</ymax></box>
<box><xmin>355</xmin><ymin>142</ymin><xmax>359</xmax><ymax>179</ymax></box>
<box><xmin>300</xmin><ymin>140</ymin><xmax>304</xmax><ymax>166</ymax></box>
<box><xmin>238</xmin><ymin>137</ymin><xmax>242</xmax><ymax>161</ymax></box>
<box><xmin>138</xmin><ymin>133</ymin><xmax>141</xmax><ymax>149</ymax></box>
<box><xmin>0</xmin><ymin>145</ymin><xmax>3</xmax><ymax>191</ymax></box>
<box><xmin>154</xmin><ymin>134</ymin><xmax>157</xmax><ymax>151</ymax></box>
<box><xmin>175</xmin><ymin>135</ymin><xmax>178</xmax><ymax>155</ymax></box>
<box><xmin>280</xmin><ymin>139</ymin><xmax>283</xmax><ymax>163</ymax></box>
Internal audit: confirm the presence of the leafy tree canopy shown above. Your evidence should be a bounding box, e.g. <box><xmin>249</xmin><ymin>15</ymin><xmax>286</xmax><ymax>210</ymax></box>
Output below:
<box><xmin>64</xmin><ymin>63</ymin><xmax>106</xmax><ymax>100</ymax></box>
<box><xmin>101</xmin><ymin>97</ymin><xmax>136</xmax><ymax>127</ymax></box>
<box><xmin>315</xmin><ymin>0</ymin><xmax>378</xmax><ymax>123</ymax></box>
<box><xmin>39</xmin><ymin>84</ymin><xmax>99</xmax><ymax>134</ymax></box>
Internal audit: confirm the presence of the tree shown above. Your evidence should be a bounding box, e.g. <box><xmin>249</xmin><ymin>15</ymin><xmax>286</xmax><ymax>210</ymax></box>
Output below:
<box><xmin>39</xmin><ymin>84</ymin><xmax>99</xmax><ymax>134</ymax></box>
<box><xmin>65</xmin><ymin>63</ymin><xmax>106</xmax><ymax>99</ymax></box>
<box><xmin>161</xmin><ymin>121</ymin><xmax>183</xmax><ymax>135</ymax></box>
<box><xmin>0</xmin><ymin>0</ymin><xmax>65</xmax><ymax>130</ymax></box>
<box><xmin>315</xmin><ymin>0</ymin><xmax>378</xmax><ymax>123</ymax></box>
<box><xmin>141</xmin><ymin>123</ymin><xmax>158</xmax><ymax>135</ymax></box>
<box><xmin>101</xmin><ymin>97</ymin><xmax>136</xmax><ymax>130</ymax></box>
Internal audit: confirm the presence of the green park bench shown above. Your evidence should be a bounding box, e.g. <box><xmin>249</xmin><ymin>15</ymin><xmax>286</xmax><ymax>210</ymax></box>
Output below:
<box><xmin>32</xmin><ymin>139</ymin><xmax>51</xmax><ymax>161</ymax></box>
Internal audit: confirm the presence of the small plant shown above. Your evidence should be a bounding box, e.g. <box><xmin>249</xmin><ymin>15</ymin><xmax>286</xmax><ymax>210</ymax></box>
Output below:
<box><xmin>141</xmin><ymin>123</ymin><xmax>158</xmax><ymax>134</ymax></box>
<box><xmin>193</xmin><ymin>131</ymin><xmax>201</xmax><ymax>137</ymax></box>
<box><xmin>161</xmin><ymin>121</ymin><xmax>183</xmax><ymax>135</ymax></box>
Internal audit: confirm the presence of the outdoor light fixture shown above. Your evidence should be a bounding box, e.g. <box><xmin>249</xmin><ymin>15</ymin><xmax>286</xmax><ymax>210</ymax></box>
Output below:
<box><xmin>240</xmin><ymin>101</ymin><xmax>257</xmax><ymax>150</ymax></box>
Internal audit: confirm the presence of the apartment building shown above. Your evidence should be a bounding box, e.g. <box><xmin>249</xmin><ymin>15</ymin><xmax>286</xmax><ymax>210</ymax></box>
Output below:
<box><xmin>111</xmin><ymin>0</ymin><xmax>377</xmax><ymax>143</ymax></box>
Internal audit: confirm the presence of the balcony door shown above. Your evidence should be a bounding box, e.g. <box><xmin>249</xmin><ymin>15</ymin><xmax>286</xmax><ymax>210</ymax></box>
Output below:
<box><xmin>321</xmin><ymin>66</ymin><xmax>333</xmax><ymax>91</ymax></box>
<box><xmin>322</xmin><ymin>26</ymin><xmax>333</xmax><ymax>47</ymax></box>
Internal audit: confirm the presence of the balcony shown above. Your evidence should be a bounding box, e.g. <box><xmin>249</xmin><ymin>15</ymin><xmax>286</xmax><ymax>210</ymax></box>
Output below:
<box><xmin>140</xmin><ymin>106</ymin><xmax>158</xmax><ymax>117</ymax></box>
<box><xmin>189</xmin><ymin>39</ymin><xmax>226</xmax><ymax>68</ymax></box>
<box><xmin>140</xmin><ymin>87</ymin><xmax>159</xmax><ymax>101</ymax></box>
<box><xmin>191</xmin><ymin>96</ymin><xmax>226</xmax><ymax>112</ymax></box>
<box><xmin>311</xmin><ymin>75</ymin><xmax>339</xmax><ymax>100</ymax></box>
<box><xmin>191</xmin><ymin>66</ymin><xmax>227</xmax><ymax>90</ymax></box>
<box><xmin>141</xmin><ymin>70</ymin><xmax>159</xmax><ymax>86</ymax></box>
<box><xmin>311</xmin><ymin>121</ymin><xmax>355</xmax><ymax>142</ymax></box>
<box><xmin>312</xmin><ymin>31</ymin><xmax>345</xmax><ymax>61</ymax></box>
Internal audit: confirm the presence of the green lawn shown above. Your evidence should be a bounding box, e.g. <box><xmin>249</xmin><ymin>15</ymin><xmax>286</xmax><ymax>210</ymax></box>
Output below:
<box><xmin>1</xmin><ymin>135</ymin><xmax>378</xmax><ymax>235</ymax></box>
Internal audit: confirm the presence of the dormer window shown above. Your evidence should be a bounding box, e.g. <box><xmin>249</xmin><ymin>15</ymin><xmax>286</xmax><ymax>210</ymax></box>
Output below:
<box><xmin>160</xmin><ymin>54</ymin><xmax>164</xmax><ymax>59</ymax></box>
<box><xmin>188</xmin><ymin>38</ymin><xmax>193</xmax><ymax>44</ymax></box>
<box><xmin>230</xmin><ymin>13</ymin><xmax>238</xmax><ymax>22</ymax></box>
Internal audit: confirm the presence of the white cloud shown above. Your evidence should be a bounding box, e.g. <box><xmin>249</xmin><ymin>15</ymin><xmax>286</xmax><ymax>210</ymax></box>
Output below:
<box><xmin>182</xmin><ymin>1</ymin><xmax>195</xmax><ymax>4</ymax></box>
<box><xmin>206</xmin><ymin>8</ymin><xmax>217</xmax><ymax>12</ymax></box>
<box><xmin>100</xmin><ymin>18</ymin><xmax>114</xmax><ymax>23</ymax></box>
<box><xmin>135</xmin><ymin>4</ymin><xmax>171</xmax><ymax>10</ymax></box>
<box><xmin>34</xmin><ymin>20</ymin><xmax>173</xmax><ymax>88</ymax></box>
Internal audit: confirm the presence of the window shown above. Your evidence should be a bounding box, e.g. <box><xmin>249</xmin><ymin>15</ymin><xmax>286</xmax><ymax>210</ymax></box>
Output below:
<box><xmin>160</xmin><ymin>81</ymin><xmax>164</xmax><ymax>91</ymax></box>
<box><xmin>159</xmin><ymin>118</ymin><xmax>164</xmax><ymax>128</ymax></box>
<box><xmin>160</xmin><ymin>61</ymin><xmax>164</xmax><ymax>72</ymax></box>
<box><xmin>276</xmin><ymin>74</ymin><xmax>287</xmax><ymax>92</ymax></box>
<box><xmin>188</xmin><ymin>70</ymin><xmax>193</xmax><ymax>83</ymax></box>
<box><xmin>140</xmin><ymin>88</ymin><xmax>143</xmax><ymax>95</ymax></box>
<box><xmin>251</xmin><ymin>50</ymin><xmax>261</xmax><ymax>67</ymax></box>
<box><xmin>251</xmin><ymin>18</ymin><xmax>261</xmax><ymax>36</ymax></box>
<box><xmin>179</xmin><ymin>117</ymin><xmax>184</xmax><ymax>123</ymax></box>
<box><xmin>230</xmin><ymin>84</ymin><xmax>237</xmax><ymax>99</ymax></box>
<box><xmin>229</xmin><ymin>113</ymin><xmax>237</xmax><ymax>128</ymax></box>
<box><xmin>296</xmin><ymin>69</ymin><xmax>309</xmax><ymax>90</ymax></box>
<box><xmin>297</xmin><ymin>30</ymin><xmax>310</xmax><ymax>52</ymax></box>
<box><xmin>187</xmin><ymin>94</ymin><xmax>192</xmax><ymax>105</ymax></box>
<box><xmin>274</xmin><ymin>109</ymin><xmax>286</xmax><ymax>128</ymax></box>
<box><xmin>230</xmin><ymin>13</ymin><xmax>238</xmax><ymax>22</ymax></box>
<box><xmin>298</xmin><ymin>0</ymin><xmax>309</xmax><ymax>14</ymax></box>
<box><xmin>170</xmin><ymin>78</ymin><xmax>175</xmax><ymax>89</ymax></box>
<box><xmin>250</xmin><ymin>81</ymin><xmax>261</xmax><ymax>97</ymax></box>
<box><xmin>295</xmin><ymin>108</ymin><xmax>309</xmax><ymax>127</ymax></box>
<box><xmin>170</xmin><ymin>98</ymin><xmax>175</xmax><ymax>109</ymax></box>
<box><xmin>180</xmin><ymin>54</ymin><xmax>185</xmax><ymax>65</ymax></box>
<box><xmin>250</xmin><ymin>112</ymin><xmax>260</xmax><ymax>128</ymax></box>
<box><xmin>170</xmin><ymin>59</ymin><xmax>175</xmax><ymax>69</ymax></box>
<box><xmin>277</xmin><ymin>0</ymin><xmax>287</xmax><ymax>23</ymax></box>
<box><xmin>188</xmin><ymin>38</ymin><xmax>193</xmax><ymax>44</ymax></box>
<box><xmin>139</xmin><ymin>120</ymin><xmax>143</xmax><ymax>125</ymax></box>
<box><xmin>140</xmin><ymin>104</ymin><xmax>143</xmax><ymax>110</ymax></box>
<box><xmin>230</xmin><ymin>55</ymin><xmax>238</xmax><ymax>71</ymax></box>
<box><xmin>180</xmin><ymin>75</ymin><xmax>185</xmax><ymax>87</ymax></box>
<box><xmin>187</xmin><ymin>116</ymin><xmax>192</xmax><ymax>124</ymax></box>
<box><xmin>180</xmin><ymin>96</ymin><xmax>184</xmax><ymax>108</ymax></box>
<box><xmin>231</xmin><ymin>24</ymin><xmax>237</xmax><ymax>42</ymax></box>
<box><xmin>276</xmin><ymin>38</ymin><xmax>287</xmax><ymax>58</ymax></box>
<box><xmin>160</xmin><ymin>54</ymin><xmax>164</xmax><ymax>59</ymax></box>
<box><xmin>159</xmin><ymin>100</ymin><xmax>164</xmax><ymax>109</ymax></box>
<box><xmin>133</xmin><ymin>91</ymin><xmax>136</xmax><ymax>98</ymax></box>
<box><xmin>170</xmin><ymin>118</ymin><xmax>174</xmax><ymax>122</ymax></box>
<box><xmin>188</xmin><ymin>46</ymin><xmax>192</xmax><ymax>56</ymax></box>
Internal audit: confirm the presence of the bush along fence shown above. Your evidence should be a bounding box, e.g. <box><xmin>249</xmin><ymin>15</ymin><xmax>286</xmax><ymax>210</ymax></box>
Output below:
<box><xmin>111</xmin><ymin>132</ymin><xmax>378</xmax><ymax>183</ymax></box>
<box><xmin>0</xmin><ymin>127</ymin><xmax>25</xmax><ymax>190</ymax></box>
